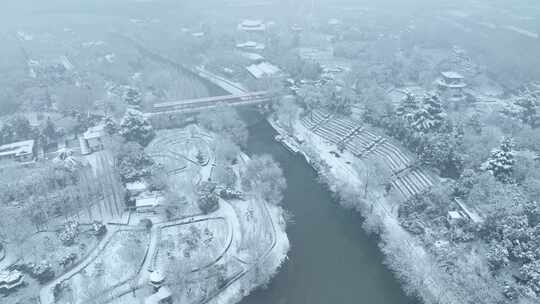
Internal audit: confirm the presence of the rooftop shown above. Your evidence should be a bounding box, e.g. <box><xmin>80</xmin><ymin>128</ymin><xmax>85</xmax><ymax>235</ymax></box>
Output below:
<box><xmin>236</xmin><ymin>41</ymin><xmax>265</xmax><ymax>50</ymax></box>
<box><xmin>145</xmin><ymin>286</ymin><xmax>172</xmax><ymax>304</ymax></box>
<box><xmin>441</xmin><ymin>71</ymin><xmax>464</xmax><ymax>79</ymax></box>
<box><xmin>83</xmin><ymin>124</ymin><xmax>105</xmax><ymax>140</ymax></box>
<box><xmin>239</xmin><ymin>52</ymin><xmax>264</xmax><ymax>61</ymax></box>
<box><xmin>246</xmin><ymin>62</ymin><xmax>281</xmax><ymax>79</ymax></box>
<box><xmin>0</xmin><ymin>140</ymin><xmax>34</xmax><ymax>158</ymax></box>
<box><xmin>238</xmin><ymin>19</ymin><xmax>266</xmax><ymax>31</ymax></box>
<box><xmin>135</xmin><ymin>192</ymin><xmax>165</xmax><ymax>208</ymax></box>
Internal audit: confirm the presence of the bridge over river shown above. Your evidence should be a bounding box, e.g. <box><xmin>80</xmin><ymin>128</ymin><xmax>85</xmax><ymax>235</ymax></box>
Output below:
<box><xmin>147</xmin><ymin>90</ymin><xmax>271</xmax><ymax>116</ymax></box>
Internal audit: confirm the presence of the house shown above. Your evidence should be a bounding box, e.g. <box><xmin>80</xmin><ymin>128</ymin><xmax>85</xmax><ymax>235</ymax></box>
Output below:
<box><xmin>80</xmin><ymin>125</ymin><xmax>105</xmax><ymax>155</ymax></box>
<box><xmin>149</xmin><ymin>271</ymin><xmax>165</xmax><ymax>290</ymax></box>
<box><xmin>145</xmin><ymin>286</ymin><xmax>172</xmax><ymax>304</ymax></box>
<box><xmin>239</xmin><ymin>52</ymin><xmax>265</xmax><ymax>63</ymax></box>
<box><xmin>236</xmin><ymin>41</ymin><xmax>265</xmax><ymax>51</ymax></box>
<box><xmin>436</xmin><ymin>71</ymin><xmax>467</xmax><ymax>102</ymax></box>
<box><xmin>454</xmin><ymin>197</ymin><xmax>484</xmax><ymax>224</ymax></box>
<box><xmin>447</xmin><ymin>210</ymin><xmax>467</xmax><ymax>225</ymax></box>
<box><xmin>246</xmin><ymin>62</ymin><xmax>281</xmax><ymax>79</ymax></box>
<box><xmin>134</xmin><ymin>192</ymin><xmax>165</xmax><ymax>212</ymax></box>
<box><xmin>237</xmin><ymin>19</ymin><xmax>266</xmax><ymax>32</ymax></box>
<box><xmin>126</xmin><ymin>181</ymin><xmax>148</xmax><ymax>197</ymax></box>
<box><xmin>0</xmin><ymin>140</ymin><xmax>35</xmax><ymax>162</ymax></box>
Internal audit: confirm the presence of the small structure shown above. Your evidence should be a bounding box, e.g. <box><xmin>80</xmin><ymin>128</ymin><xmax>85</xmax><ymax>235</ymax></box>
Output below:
<box><xmin>436</xmin><ymin>71</ymin><xmax>467</xmax><ymax>102</ymax></box>
<box><xmin>236</xmin><ymin>41</ymin><xmax>265</xmax><ymax>51</ymax></box>
<box><xmin>0</xmin><ymin>140</ymin><xmax>35</xmax><ymax>162</ymax></box>
<box><xmin>454</xmin><ymin>197</ymin><xmax>484</xmax><ymax>224</ymax></box>
<box><xmin>328</xmin><ymin>18</ymin><xmax>342</xmax><ymax>26</ymax></box>
<box><xmin>191</xmin><ymin>32</ymin><xmax>205</xmax><ymax>38</ymax></box>
<box><xmin>145</xmin><ymin>286</ymin><xmax>172</xmax><ymax>304</ymax></box>
<box><xmin>447</xmin><ymin>210</ymin><xmax>468</xmax><ymax>225</ymax></box>
<box><xmin>149</xmin><ymin>271</ymin><xmax>166</xmax><ymax>291</ymax></box>
<box><xmin>135</xmin><ymin>192</ymin><xmax>165</xmax><ymax>212</ymax></box>
<box><xmin>239</xmin><ymin>52</ymin><xmax>264</xmax><ymax>63</ymax></box>
<box><xmin>126</xmin><ymin>181</ymin><xmax>148</xmax><ymax>197</ymax></box>
<box><xmin>246</xmin><ymin>62</ymin><xmax>281</xmax><ymax>79</ymax></box>
<box><xmin>237</xmin><ymin>19</ymin><xmax>266</xmax><ymax>32</ymax></box>
<box><xmin>80</xmin><ymin>125</ymin><xmax>105</xmax><ymax>155</ymax></box>
<box><xmin>0</xmin><ymin>270</ymin><xmax>24</xmax><ymax>293</ymax></box>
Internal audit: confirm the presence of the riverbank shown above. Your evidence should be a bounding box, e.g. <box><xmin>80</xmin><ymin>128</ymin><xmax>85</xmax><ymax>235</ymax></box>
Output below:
<box><xmin>145</xmin><ymin>126</ymin><xmax>290</xmax><ymax>304</ymax></box>
<box><xmin>267</xmin><ymin>115</ymin><xmax>469</xmax><ymax>304</ymax></box>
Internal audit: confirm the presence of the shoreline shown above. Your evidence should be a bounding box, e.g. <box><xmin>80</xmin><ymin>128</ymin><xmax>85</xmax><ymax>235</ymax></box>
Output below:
<box><xmin>266</xmin><ymin>115</ymin><xmax>461</xmax><ymax>304</ymax></box>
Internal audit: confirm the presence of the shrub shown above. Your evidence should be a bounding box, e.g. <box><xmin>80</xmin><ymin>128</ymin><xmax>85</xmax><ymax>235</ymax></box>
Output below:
<box><xmin>58</xmin><ymin>221</ymin><xmax>79</xmax><ymax>246</ymax></box>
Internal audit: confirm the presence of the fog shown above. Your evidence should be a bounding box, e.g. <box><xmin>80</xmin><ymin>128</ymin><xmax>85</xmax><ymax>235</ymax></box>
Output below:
<box><xmin>1</xmin><ymin>1</ymin><xmax>540</xmax><ymax>304</ymax></box>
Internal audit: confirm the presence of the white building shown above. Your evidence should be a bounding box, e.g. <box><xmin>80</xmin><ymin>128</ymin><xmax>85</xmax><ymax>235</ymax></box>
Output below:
<box><xmin>80</xmin><ymin>125</ymin><xmax>105</xmax><ymax>155</ymax></box>
<box><xmin>238</xmin><ymin>19</ymin><xmax>266</xmax><ymax>32</ymax></box>
<box><xmin>246</xmin><ymin>62</ymin><xmax>281</xmax><ymax>79</ymax></box>
<box><xmin>436</xmin><ymin>71</ymin><xmax>467</xmax><ymax>102</ymax></box>
<box><xmin>0</xmin><ymin>140</ymin><xmax>35</xmax><ymax>162</ymax></box>
<box><xmin>236</xmin><ymin>41</ymin><xmax>265</xmax><ymax>51</ymax></box>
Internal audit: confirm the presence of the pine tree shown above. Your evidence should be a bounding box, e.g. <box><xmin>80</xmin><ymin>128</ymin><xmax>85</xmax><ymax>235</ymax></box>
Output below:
<box><xmin>487</xmin><ymin>137</ymin><xmax>515</xmax><ymax>183</ymax></box>
<box><xmin>119</xmin><ymin>109</ymin><xmax>155</xmax><ymax>147</ymax></box>
<box><xmin>123</xmin><ymin>87</ymin><xmax>142</xmax><ymax>107</ymax></box>
<box><xmin>103</xmin><ymin>116</ymin><xmax>118</xmax><ymax>135</ymax></box>
<box><xmin>515</xmin><ymin>93</ymin><xmax>540</xmax><ymax>128</ymax></box>
<box><xmin>395</xmin><ymin>92</ymin><xmax>418</xmax><ymax>122</ymax></box>
<box><xmin>408</xmin><ymin>94</ymin><xmax>445</xmax><ymax>133</ymax></box>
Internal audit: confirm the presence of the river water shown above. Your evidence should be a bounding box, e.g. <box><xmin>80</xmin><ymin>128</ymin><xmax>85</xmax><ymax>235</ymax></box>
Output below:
<box><xmin>238</xmin><ymin>112</ymin><xmax>417</xmax><ymax>304</ymax></box>
<box><xmin>11</xmin><ymin>2</ymin><xmax>417</xmax><ymax>298</ymax></box>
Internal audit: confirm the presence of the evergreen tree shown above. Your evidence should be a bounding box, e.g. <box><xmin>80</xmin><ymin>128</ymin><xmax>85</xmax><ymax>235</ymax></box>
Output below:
<box><xmin>487</xmin><ymin>137</ymin><xmax>515</xmax><ymax>183</ymax></box>
<box><xmin>396</xmin><ymin>92</ymin><xmax>419</xmax><ymax>122</ymax></box>
<box><xmin>515</xmin><ymin>93</ymin><xmax>540</xmax><ymax>128</ymax></box>
<box><xmin>123</xmin><ymin>87</ymin><xmax>142</xmax><ymax>107</ymax></box>
<box><xmin>103</xmin><ymin>116</ymin><xmax>118</xmax><ymax>135</ymax></box>
<box><xmin>119</xmin><ymin>109</ymin><xmax>155</xmax><ymax>147</ymax></box>
<box><xmin>410</xmin><ymin>94</ymin><xmax>445</xmax><ymax>133</ymax></box>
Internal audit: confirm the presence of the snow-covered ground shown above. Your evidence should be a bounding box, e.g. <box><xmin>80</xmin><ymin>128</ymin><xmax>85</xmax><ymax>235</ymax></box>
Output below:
<box><xmin>270</xmin><ymin>117</ymin><xmax>468</xmax><ymax>303</ymax></box>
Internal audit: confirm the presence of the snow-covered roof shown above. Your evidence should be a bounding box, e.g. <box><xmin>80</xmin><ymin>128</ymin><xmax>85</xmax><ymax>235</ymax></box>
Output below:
<box><xmin>238</xmin><ymin>19</ymin><xmax>266</xmax><ymax>31</ymax></box>
<box><xmin>136</xmin><ymin>192</ymin><xmax>165</xmax><ymax>208</ymax></box>
<box><xmin>149</xmin><ymin>271</ymin><xmax>165</xmax><ymax>284</ymax></box>
<box><xmin>328</xmin><ymin>18</ymin><xmax>342</xmax><ymax>26</ymax></box>
<box><xmin>0</xmin><ymin>140</ymin><xmax>34</xmax><ymax>158</ymax></box>
<box><xmin>236</xmin><ymin>41</ymin><xmax>265</xmax><ymax>50</ymax></box>
<box><xmin>239</xmin><ymin>52</ymin><xmax>264</xmax><ymax>61</ymax></box>
<box><xmin>246</xmin><ymin>62</ymin><xmax>281</xmax><ymax>79</ymax></box>
<box><xmin>441</xmin><ymin>71</ymin><xmax>464</xmax><ymax>79</ymax></box>
<box><xmin>448</xmin><ymin>210</ymin><xmax>465</xmax><ymax>220</ymax></box>
<box><xmin>126</xmin><ymin>181</ymin><xmax>148</xmax><ymax>193</ymax></box>
<box><xmin>83</xmin><ymin>125</ymin><xmax>105</xmax><ymax>140</ymax></box>
<box><xmin>145</xmin><ymin>286</ymin><xmax>172</xmax><ymax>304</ymax></box>
<box><xmin>191</xmin><ymin>32</ymin><xmax>205</xmax><ymax>37</ymax></box>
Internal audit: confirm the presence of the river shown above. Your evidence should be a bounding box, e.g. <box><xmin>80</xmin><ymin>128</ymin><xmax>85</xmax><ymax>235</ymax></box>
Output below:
<box><xmin>236</xmin><ymin>111</ymin><xmax>417</xmax><ymax>304</ymax></box>
<box><xmin>10</xmin><ymin>3</ymin><xmax>418</xmax><ymax>299</ymax></box>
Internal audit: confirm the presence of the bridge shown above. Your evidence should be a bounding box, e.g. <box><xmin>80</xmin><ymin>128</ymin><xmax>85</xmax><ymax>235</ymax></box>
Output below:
<box><xmin>147</xmin><ymin>90</ymin><xmax>271</xmax><ymax>116</ymax></box>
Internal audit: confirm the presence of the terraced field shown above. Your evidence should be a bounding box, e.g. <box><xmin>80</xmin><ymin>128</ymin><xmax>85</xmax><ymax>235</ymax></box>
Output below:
<box><xmin>302</xmin><ymin>110</ymin><xmax>435</xmax><ymax>201</ymax></box>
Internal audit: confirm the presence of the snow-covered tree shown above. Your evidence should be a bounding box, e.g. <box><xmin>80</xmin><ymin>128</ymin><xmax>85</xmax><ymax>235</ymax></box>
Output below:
<box><xmin>515</xmin><ymin>93</ymin><xmax>540</xmax><ymax>128</ymax></box>
<box><xmin>118</xmin><ymin>109</ymin><xmax>155</xmax><ymax>147</ymax></box>
<box><xmin>487</xmin><ymin>137</ymin><xmax>515</xmax><ymax>183</ymax></box>
<box><xmin>520</xmin><ymin>260</ymin><xmax>540</xmax><ymax>294</ymax></box>
<box><xmin>103</xmin><ymin>116</ymin><xmax>118</xmax><ymax>135</ymax></box>
<box><xmin>123</xmin><ymin>87</ymin><xmax>142</xmax><ymax>107</ymax></box>
<box><xmin>396</xmin><ymin>93</ymin><xmax>446</xmax><ymax>133</ymax></box>
<box><xmin>409</xmin><ymin>94</ymin><xmax>445</xmax><ymax>133</ymax></box>
<box><xmin>396</xmin><ymin>92</ymin><xmax>419</xmax><ymax>122</ymax></box>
